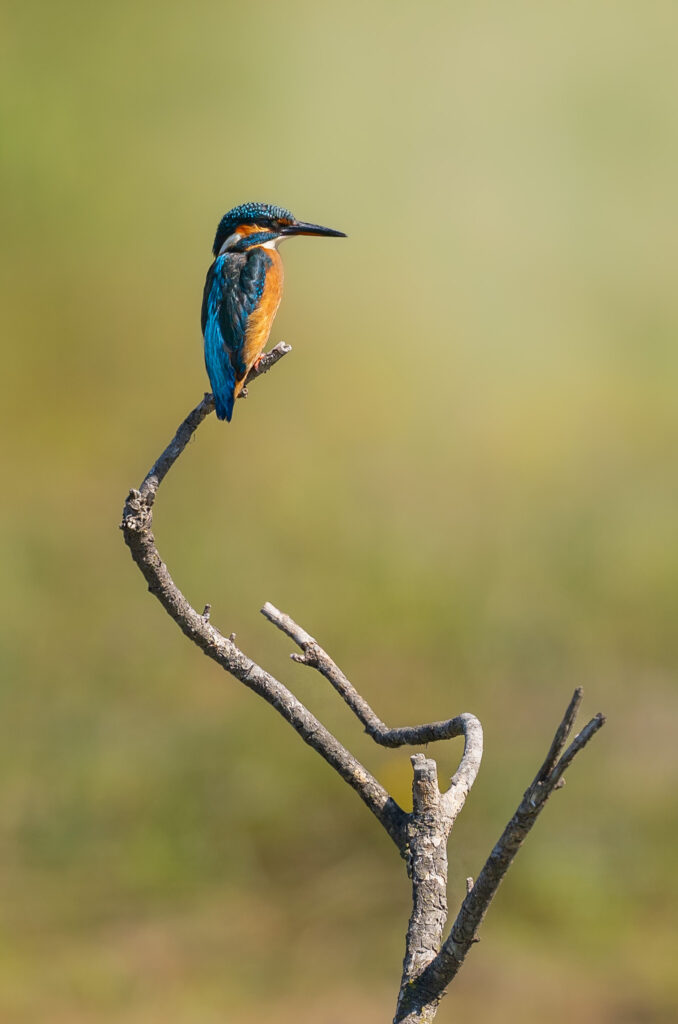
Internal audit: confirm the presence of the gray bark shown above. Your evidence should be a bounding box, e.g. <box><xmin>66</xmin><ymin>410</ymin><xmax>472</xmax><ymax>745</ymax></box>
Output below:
<box><xmin>120</xmin><ymin>346</ymin><xmax>605</xmax><ymax>1023</ymax></box>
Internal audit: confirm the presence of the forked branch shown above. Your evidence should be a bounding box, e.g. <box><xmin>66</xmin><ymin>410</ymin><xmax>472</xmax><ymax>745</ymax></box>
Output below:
<box><xmin>395</xmin><ymin>689</ymin><xmax>605</xmax><ymax>1022</ymax></box>
<box><xmin>121</xmin><ymin>346</ymin><xmax>605</xmax><ymax>1024</ymax></box>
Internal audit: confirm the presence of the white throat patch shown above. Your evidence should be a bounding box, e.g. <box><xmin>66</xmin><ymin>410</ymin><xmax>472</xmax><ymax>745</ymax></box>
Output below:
<box><xmin>217</xmin><ymin>231</ymin><xmax>241</xmax><ymax>256</ymax></box>
<box><xmin>218</xmin><ymin>232</ymin><xmax>282</xmax><ymax>255</ymax></box>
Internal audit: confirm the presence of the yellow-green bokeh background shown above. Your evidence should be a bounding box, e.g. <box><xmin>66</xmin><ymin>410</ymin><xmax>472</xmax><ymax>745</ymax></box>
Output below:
<box><xmin>2</xmin><ymin>2</ymin><xmax>677</xmax><ymax>1021</ymax></box>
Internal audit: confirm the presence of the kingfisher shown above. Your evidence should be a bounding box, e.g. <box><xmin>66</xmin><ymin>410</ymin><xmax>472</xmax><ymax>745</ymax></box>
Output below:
<box><xmin>201</xmin><ymin>201</ymin><xmax>346</xmax><ymax>421</ymax></box>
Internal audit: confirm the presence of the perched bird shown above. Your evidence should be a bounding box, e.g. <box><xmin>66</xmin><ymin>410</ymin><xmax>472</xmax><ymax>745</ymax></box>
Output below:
<box><xmin>201</xmin><ymin>201</ymin><xmax>346</xmax><ymax>421</ymax></box>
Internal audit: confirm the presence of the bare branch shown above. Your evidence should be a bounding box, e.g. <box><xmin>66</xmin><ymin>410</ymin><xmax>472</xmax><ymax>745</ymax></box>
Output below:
<box><xmin>534</xmin><ymin>685</ymin><xmax>583</xmax><ymax>782</ymax></box>
<box><xmin>138</xmin><ymin>342</ymin><xmax>292</xmax><ymax>505</ymax></box>
<box><xmin>120</xmin><ymin>351</ymin><xmax>407</xmax><ymax>851</ymax></box>
<box><xmin>262</xmin><ymin>601</ymin><xmax>387</xmax><ymax>735</ymax></box>
<box><xmin>245</xmin><ymin>340</ymin><xmax>292</xmax><ymax>382</ymax></box>
<box><xmin>264</xmin><ymin>603</ymin><xmax>481</xmax><ymax>738</ymax></box>
<box><xmin>394</xmin><ymin>755</ymin><xmax>450</xmax><ymax>1024</ymax></box>
<box><xmin>442</xmin><ymin>713</ymin><xmax>484</xmax><ymax>819</ymax></box>
<box><xmin>123</xmin><ymin>345</ymin><xmax>605</xmax><ymax>1024</ymax></box>
<box><xmin>404</xmin><ymin>758</ymin><xmax>448</xmax><ymax>958</ymax></box>
<box><xmin>548</xmin><ymin>712</ymin><xmax>605</xmax><ymax>788</ymax></box>
<box><xmin>262</xmin><ymin>602</ymin><xmax>484</xmax><ymax>818</ymax></box>
<box><xmin>401</xmin><ymin>691</ymin><xmax>605</xmax><ymax>1011</ymax></box>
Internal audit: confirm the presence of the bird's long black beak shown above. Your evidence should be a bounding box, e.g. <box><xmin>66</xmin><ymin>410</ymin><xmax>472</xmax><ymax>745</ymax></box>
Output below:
<box><xmin>281</xmin><ymin>220</ymin><xmax>346</xmax><ymax>238</ymax></box>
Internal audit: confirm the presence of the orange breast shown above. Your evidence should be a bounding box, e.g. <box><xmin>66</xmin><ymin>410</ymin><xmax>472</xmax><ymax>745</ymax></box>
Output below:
<box><xmin>235</xmin><ymin>249</ymin><xmax>284</xmax><ymax>396</ymax></box>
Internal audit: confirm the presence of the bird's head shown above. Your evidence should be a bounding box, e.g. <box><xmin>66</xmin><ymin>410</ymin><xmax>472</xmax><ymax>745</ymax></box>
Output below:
<box><xmin>212</xmin><ymin>201</ymin><xmax>346</xmax><ymax>256</ymax></box>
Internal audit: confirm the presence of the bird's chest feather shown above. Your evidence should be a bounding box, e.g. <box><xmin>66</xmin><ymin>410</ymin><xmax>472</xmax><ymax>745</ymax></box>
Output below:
<box><xmin>242</xmin><ymin>249</ymin><xmax>284</xmax><ymax>369</ymax></box>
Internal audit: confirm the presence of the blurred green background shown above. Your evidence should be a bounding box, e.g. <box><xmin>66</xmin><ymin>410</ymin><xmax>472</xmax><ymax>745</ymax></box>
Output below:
<box><xmin>2</xmin><ymin>1</ymin><xmax>677</xmax><ymax>1021</ymax></box>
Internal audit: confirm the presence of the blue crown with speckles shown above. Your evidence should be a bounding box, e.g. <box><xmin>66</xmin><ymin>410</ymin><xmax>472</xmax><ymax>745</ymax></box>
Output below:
<box><xmin>212</xmin><ymin>202</ymin><xmax>294</xmax><ymax>255</ymax></box>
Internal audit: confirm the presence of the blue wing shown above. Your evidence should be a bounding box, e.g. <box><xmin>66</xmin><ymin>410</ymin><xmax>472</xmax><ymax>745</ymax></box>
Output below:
<box><xmin>201</xmin><ymin>250</ymin><xmax>271</xmax><ymax>421</ymax></box>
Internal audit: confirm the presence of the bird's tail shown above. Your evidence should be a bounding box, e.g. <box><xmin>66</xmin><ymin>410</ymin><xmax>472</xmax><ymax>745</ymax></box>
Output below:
<box><xmin>204</xmin><ymin>319</ymin><xmax>236</xmax><ymax>421</ymax></box>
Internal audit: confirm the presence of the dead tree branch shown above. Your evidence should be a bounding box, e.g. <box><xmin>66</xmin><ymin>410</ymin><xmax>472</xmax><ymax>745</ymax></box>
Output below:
<box><xmin>394</xmin><ymin>689</ymin><xmax>605</xmax><ymax>1023</ymax></box>
<box><xmin>262</xmin><ymin>601</ymin><xmax>484</xmax><ymax>814</ymax></box>
<box><xmin>121</xmin><ymin>344</ymin><xmax>405</xmax><ymax>847</ymax></box>
<box><xmin>120</xmin><ymin>346</ymin><xmax>605</xmax><ymax>1024</ymax></box>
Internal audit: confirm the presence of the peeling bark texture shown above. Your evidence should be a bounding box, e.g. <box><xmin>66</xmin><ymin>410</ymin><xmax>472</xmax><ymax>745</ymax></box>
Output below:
<box><xmin>120</xmin><ymin>346</ymin><xmax>606</xmax><ymax>1024</ymax></box>
<box><xmin>397</xmin><ymin>690</ymin><xmax>604</xmax><ymax>1021</ymax></box>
